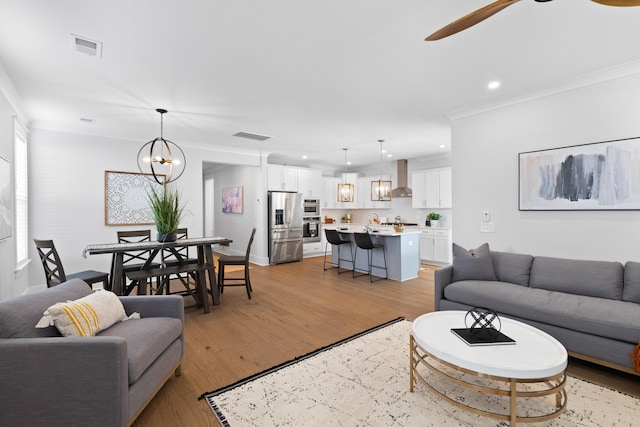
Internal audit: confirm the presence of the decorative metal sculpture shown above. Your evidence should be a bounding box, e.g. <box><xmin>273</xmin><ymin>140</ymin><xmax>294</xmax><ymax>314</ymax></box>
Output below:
<box><xmin>464</xmin><ymin>307</ymin><xmax>502</xmax><ymax>340</ymax></box>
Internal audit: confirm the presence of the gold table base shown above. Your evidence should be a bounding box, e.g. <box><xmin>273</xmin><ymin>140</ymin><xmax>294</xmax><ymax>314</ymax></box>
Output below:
<box><xmin>409</xmin><ymin>335</ymin><xmax>567</xmax><ymax>426</ymax></box>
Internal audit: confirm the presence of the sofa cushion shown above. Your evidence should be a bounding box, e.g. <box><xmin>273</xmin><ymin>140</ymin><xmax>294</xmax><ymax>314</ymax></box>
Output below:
<box><xmin>98</xmin><ymin>317</ymin><xmax>182</xmax><ymax>384</ymax></box>
<box><xmin>0</xmin><ymin>279</ymin><xmax>93</xmax><ymax>338</ymax></box>
<box><xmin>444</xmin><ymin>281</ymin><xmax>640</xmax><ymax>344</ymax></box>
<box><xmin>451</xmin><ymin>243</ymin><xmax>497</xmax><ymax>282</ymax></box>
<box><xmin>623</xmin><ymin>261</ymin><xmax>640</xmax><ymax>304</ymax></box>
<box><xmin>529</xmin><ymin>256</ymin><xmax>623</xmax><ymax>300</ymax></box>
<box><xmin>491</xmin><ymin>251</ymin><xmax>533</xmax><ymax>287</ymax></box>
<box><xmin>35</xmin><ymin>289</ymin><xmax>130</xmax><ymax>337</ymax></box>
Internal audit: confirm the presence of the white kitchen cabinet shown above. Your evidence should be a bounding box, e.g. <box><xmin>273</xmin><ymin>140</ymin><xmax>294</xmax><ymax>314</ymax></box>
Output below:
<box><xmin>356</xmin><ymin>177</ymin><xmax>369</xmax><ymax>209</ymax></box>
<box><xmin>412</xmin><ymin>167</ymin><xmax>452</xmax><ymax>209</ymax></box>
<box><xmin>303</xmin><ymin>241</ymin><xmax>322</xmax><ymax>257</ymax></box>
<box><xmin>438</xmin><ymin>168</ymin><xmax>452</xmax><ymax>208</ymax></box>
<box><xmin>268</xmin><ymin>164</ymin><xmax>323</xmax><ymax>197</ymax></box>
<box><xmin>320</xmin><ymin>225</ymin><xmax>327</xmax><ymax>250</ymax></box>
<box><xmin>419</xmin><ymin>228</ymin><xmax>451</xmax><ymax>264</ymax></box>
<box><xmin>268</xmin><ymin>164</ymin><xmax>298</xmax><ymax>191</ymax></box>
<box><xmin>412</xmin><ymin>172</ymin><xmax>427</xmax><ymax>209</ymax></box>
<box><xmin>433</xmin><ymin>231</ymin><xmax>451</xmax><ymax>263</ymax></box>
<box><xmin>297</xmin><ymin>168</ymin><xmax>322</xmax><ymax>198</ymax></box>
<box><xmin>322</xmin><ymin>177</ymin><xmax>338</xmax><ymax>208</ymax></box>
<box><xmin>420</xmin><ymin>229</ymin><xmax>435</xmax><ymax>261</ymax></box>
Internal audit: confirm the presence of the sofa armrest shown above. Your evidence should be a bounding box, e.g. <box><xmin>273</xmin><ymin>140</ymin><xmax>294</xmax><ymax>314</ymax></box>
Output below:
<box><xmin>119</xmin><ymin>295</ymin><xmax>185</xmax><ymax>356</ymax></box>
<box><xmin>119</xmin><ymin>295</ymin><xmax>184</xmax><ymax>320</ymax></box>
<box><xmin>434</xmin><ymin>265</ymin><xmax>453</xmax><ymax>311</ymax></box>
<box><xmin>0</xmin><ymin>337</ymin><xmax>128</xmax><ymax>427</ymax></box>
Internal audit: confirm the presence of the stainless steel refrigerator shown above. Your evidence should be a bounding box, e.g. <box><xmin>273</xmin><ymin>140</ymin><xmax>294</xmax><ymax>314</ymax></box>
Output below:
<box><xmin>268</xmin><ymin>191</ymin><xmax>303</xmax><ymax>264</ymax></box>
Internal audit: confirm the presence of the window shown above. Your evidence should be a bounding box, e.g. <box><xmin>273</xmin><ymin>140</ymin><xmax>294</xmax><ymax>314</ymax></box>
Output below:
<box><xmin>14</xmin><ymin>119</ymin><xmax>28</xmax><ymax>267</ymax></box>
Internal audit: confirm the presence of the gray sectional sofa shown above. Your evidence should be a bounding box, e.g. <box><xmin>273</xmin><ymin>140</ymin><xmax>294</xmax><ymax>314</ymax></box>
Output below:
<box><xmin>0</xmin><ymin>279</ymin><xmax>184</xmax><ymax>427</ymax></box>
<box><xmin>435</xmin><ymin>244</ymin><xmax>640</xmax><ymax>374</ymax></box>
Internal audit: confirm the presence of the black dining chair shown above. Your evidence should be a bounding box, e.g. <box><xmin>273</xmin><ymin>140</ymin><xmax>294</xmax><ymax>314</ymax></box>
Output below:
<box><xmin>323</xmin><ymin>229</ymin><xmax>353</xmax><ymax>274</ymax></box>
<box><xmin>160</xmin><ymin>228</ymin><xmax>199</xmax><ymax>300</ymax></box>
<box><xmin>116</xmin><ymin>230</ymin><xmax>160</xmax><ymax>295</ymax></box>
<box><xmin>352</xmin><ymin>232</ymin><xmax>388</xmax><ymax>282</ymax></box>
<box><xmin>217</xmin><ymin>227</ymin><xmax>256</xmax><ymax>299</ymax></box>
<box><xmin>34</xmin><ymin>239</ymin><xmax>109</xmax><ymax>289</ymax></box>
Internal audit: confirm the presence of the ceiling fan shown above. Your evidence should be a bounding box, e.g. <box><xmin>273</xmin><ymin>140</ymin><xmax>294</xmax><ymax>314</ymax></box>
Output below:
<box><xmin>425</xmin><ymin>0</ymin><xmax>640</xmax><ymax>41</ymax></box>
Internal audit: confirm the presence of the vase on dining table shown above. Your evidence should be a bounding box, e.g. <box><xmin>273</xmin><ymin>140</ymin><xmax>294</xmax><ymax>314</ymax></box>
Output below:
<box><xmin>157</xmin><ymin>232</ymin><xmax>177</xmax><ymax>243</ymax></box>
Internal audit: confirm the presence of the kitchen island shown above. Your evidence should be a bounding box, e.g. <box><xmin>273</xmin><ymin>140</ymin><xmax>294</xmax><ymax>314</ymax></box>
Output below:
<box><xmin>325</xmin><ymin>225</ymin><xmax>421</xmax><ymax>281</ymax></box>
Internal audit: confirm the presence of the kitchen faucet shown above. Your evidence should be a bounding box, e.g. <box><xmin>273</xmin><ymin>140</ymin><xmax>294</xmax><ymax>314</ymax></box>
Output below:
<box><xmin>366</xmin><ymin>212</ymin><xmax>380</xmax><ymax>231</ymax></box>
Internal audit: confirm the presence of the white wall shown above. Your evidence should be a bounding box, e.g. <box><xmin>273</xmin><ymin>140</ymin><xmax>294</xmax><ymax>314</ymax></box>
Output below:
<box><xmin>0</xmin><ymin>65</ymin><xmax>30</xmax><ymax>300</ymax></box>
<box><xmin>208</xmin><ymin>163</ymin><xmax>268</xmax><ymax>265</ymax></box>
<box><xmin>451</xmin><ymin>72</ymin><xmax>640</xmax><ymax>262</ymax></box>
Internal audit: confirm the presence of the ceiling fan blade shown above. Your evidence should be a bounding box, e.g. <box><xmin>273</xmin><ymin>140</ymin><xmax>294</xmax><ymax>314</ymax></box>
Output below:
<box><xmin>425</xmin><ymin>0</ymin><xmax>521</xmax><ymax>41</ymax></box>
<box><xmin>592</xmin><ymin>0</ymin><xmax>640</xmax><ymax>5</ymax></box>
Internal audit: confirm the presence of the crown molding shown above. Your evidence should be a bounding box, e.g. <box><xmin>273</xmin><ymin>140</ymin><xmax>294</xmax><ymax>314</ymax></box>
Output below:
<box><xmin>445</xmin><ymin>59</ymin><xmax>640</xmax><ymax>121</ymax></box>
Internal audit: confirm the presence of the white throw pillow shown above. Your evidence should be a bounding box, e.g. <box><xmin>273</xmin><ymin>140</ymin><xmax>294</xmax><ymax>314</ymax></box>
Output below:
<box><xmin>35</xmin><ymin>289</ymin><xmax>137</xmax><ymax>337</ymax></box>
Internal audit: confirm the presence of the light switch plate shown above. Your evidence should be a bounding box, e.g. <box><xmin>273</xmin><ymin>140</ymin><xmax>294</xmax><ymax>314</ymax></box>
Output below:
<box><xmin>480</xmin><ymin>222</ymin><xmax>495</xmax><ymax>233</ymax></box>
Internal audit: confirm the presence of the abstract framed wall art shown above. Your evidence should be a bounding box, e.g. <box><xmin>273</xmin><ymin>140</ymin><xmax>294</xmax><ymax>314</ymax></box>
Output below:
<box><xmin>222</xmin><ymin>186</ymin><xmax>243</xmax><ymax>213</ymax></box>
<box><xmin>105</xmin><ymin>171</ymin><xmax>165</xmax><ymax>225</ymax></box>
<box><xmin>519</xmin><ymin>137</ymin><xmax>640</xmax><ymax>210</ymax></box>
<box><xmin>0</xmin><ymin>155</ymin><xmax>11</xmax><ymax>240</ymax></box>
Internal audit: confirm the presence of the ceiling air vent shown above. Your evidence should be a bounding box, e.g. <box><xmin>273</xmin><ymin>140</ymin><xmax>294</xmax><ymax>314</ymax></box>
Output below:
<box><xmin>69</xmin><ymin>34</ymin><xmax>103</xmax><ymax>58</ymax></box>
<box><xmin>232</xmin><ymin>131</ymin><xmax>272</xmax><ymax>141</ymax></box>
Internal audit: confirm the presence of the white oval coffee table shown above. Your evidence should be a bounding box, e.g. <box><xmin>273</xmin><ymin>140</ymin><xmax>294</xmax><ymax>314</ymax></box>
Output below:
<box><xmin>410</xmin><ymin>311</ymin><xmax>568</xmax><ymax>426</ymax></box>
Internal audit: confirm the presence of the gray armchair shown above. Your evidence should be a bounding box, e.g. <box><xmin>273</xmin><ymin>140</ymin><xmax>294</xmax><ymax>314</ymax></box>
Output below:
<box><xmin>0</xmin><ymin>279</ymin><xmax>184</xmax><ymax>427</ymax></box>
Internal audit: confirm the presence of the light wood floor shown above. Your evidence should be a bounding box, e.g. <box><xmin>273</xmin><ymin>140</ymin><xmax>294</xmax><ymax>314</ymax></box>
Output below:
<box><xmin>132</xmin><ymin>257</ymin><xmax>638</xmax><ymax>427</ymax></box>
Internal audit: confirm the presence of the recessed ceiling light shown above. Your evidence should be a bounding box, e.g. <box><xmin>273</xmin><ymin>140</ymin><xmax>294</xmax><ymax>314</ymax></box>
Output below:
<box><xmin>347</xmin><ymin>161</ymin><xmax>352</xmax><ymax>165</ymax></box>
<box><xmin>302</xmin><ymin>155</ymin><xmax>308</xmax><ymax>159</ymax></box>
<box><xmin>439</xmin><ymin>144</ymin><xmax>446</xmax><ymax>149</ymax></box>
<box><xmin>387</xmin><ymin>154</ymin><xmax>392</xmax><ymax>158</ymax></box>
<box><xmin>488</xmin><ymin>81</ymin><xmax>501</xmax><ymax>90</ymax></box>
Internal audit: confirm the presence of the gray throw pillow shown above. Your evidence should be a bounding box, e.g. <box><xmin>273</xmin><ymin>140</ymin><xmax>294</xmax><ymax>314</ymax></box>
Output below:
<box><xmin>623</xmin><ymin>261</ymin><xmax>640</xmax><ymax>303</ymax></box>
<box><xmin>451</xmin><ymin>243</ymin><xmax>497</xmax><ymax>282</ymax></box>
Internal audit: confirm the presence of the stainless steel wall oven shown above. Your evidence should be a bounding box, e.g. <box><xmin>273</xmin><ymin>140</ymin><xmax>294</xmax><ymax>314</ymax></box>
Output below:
<box><xmin>303</xmin><ymin>198</ymin><xmax>320</xmax><ymax>216</ymax></box>
<box><xmin>302</xmin><ymin>198</ymin><xmax>321</xmax><ymax>242</ymax></box>
<box><xmin>303</xmin><ymin>217</ymin><xmax>320</xmax><ymax>242</ymax></box>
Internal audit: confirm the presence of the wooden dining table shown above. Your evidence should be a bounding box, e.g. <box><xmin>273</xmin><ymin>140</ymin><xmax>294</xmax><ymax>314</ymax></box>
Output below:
<box><xmin>83</xmin><ymin>236</ymin><xmax>232</xmax><ymax>313</ymax></box>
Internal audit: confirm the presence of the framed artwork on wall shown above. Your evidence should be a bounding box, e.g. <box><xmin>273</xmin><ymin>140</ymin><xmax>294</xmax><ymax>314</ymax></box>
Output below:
<box><xmin>0</xmin><ymin>155</ymin><xmax>11</xmax><ymax>240</ymax></box>
<box><xmin>519</xmin><ymin>136</ymin><xmax>640</xmax><ymax>211</ymax></box>
<box><xmin>222</xmin><ymin>186</ymin><xmax>243</xmax><ymax>213</ymax></box>
<box><xmin>105</xmin><ymin>171</ymin><xmax>165</xmax><ymax>225</ymax></box>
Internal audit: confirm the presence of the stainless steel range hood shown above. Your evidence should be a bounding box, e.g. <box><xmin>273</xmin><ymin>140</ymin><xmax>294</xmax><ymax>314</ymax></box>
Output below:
<box><xmin>391</xmin><ymin>159</ymin><xmax>412</xmax><ymax>197</ymax></box>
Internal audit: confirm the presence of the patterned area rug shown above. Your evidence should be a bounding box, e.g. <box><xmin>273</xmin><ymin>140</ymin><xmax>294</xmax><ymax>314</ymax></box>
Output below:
<box><xmin>200</xmin><ymin>319</ymin><xmax>639</xmax><ymax>426</ymax></box>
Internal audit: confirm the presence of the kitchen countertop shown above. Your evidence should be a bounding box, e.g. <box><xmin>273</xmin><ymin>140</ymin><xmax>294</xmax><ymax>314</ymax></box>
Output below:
<box><xmin>324</xmin><ymin>224</ymin><xmax>421</xmax><ymax>237</ymax></box>
<box><xmin>323</xmin><ymin>223</ymin><xmax>449</xmax><ymax>229</ymax></box>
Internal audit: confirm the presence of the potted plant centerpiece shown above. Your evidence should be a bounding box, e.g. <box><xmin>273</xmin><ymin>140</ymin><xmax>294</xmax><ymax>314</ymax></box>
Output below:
<box><xmin>149</xmin><ymin>186</ymin><xmax>184</xmax><ymax>242</ymax></box>
<box><xmin>427</xmin><ymin>212</ymin><xmax>442</xmax><ymax>228</ymax></box>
